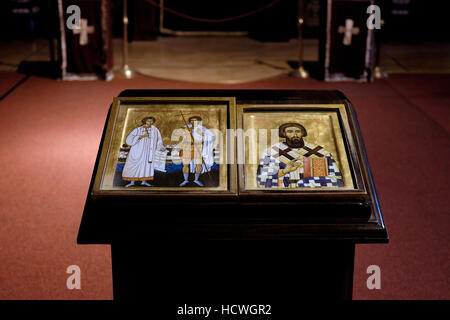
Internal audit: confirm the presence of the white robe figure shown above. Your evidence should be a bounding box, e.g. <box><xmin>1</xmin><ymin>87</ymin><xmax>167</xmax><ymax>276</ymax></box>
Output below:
<box><xmin>122</xmin><ymin>125</ymin><xmax>164</xmax><ymax>182</ymax></box>
<box><xmin>185</xmin><ymin>124</ymin><xmax>216</xmax><ymax>173</ymax></box>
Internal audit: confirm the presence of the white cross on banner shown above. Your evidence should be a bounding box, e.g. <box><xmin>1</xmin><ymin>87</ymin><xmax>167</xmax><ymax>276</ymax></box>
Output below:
<box><xmin>338</xmin><ymin>19</ymin><xmax>360</xmax><ymax>46</ymax></box>
<box><xmin>72</xmin><ymin>18</ymin><xmax>95</xmax><ymax>46</ymax></box>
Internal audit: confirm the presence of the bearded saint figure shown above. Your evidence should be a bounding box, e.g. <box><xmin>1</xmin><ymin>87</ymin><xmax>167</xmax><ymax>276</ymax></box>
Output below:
<box><xmin>257</xmin><ymin>123</ymin><xmax>344</xmax><ymax>188</ymax></box>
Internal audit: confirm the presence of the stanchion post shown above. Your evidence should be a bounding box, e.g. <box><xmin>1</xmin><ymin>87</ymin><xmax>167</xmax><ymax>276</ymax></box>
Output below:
<box><xmin>290</xmin><ymin>0</ymin><xmax>309</xmax><ymax>78</ymax></box>
<box><xmin>117</xmin><ymin>0</ymin><xmax>136</xmax><ymax>78</ymax></box>
<box><xmin>374</xmin><ymin>19</ymin><xmax>387</xmax><ymax>79</ymax></box>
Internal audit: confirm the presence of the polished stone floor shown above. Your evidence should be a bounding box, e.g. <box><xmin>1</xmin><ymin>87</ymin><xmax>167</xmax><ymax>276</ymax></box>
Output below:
<box><xmin>1</xmin><ymin>36</ymin><xmax>449</xmax><ymax>83</ymax></box>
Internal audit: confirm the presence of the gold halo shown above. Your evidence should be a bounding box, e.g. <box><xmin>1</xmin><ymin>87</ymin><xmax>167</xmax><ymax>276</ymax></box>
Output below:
<box><xmin>180</xmin><ymin>112</ymin><xmax>210</xmax><ymax>128</ymax></box>
<box><xmin>134</xmin><ymin>114</ymin><xmax>157</xmax><ymax>127</ymax></box>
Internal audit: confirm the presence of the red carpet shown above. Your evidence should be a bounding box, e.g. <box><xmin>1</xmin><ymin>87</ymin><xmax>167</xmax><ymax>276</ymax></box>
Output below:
<box><xmin>0</xmin><ymin>71</ymin><xmax>27</xmax><ymax>98</ymax></box>
<box><xmin>0</xmin><ymin>73</ymin><xmax>448</xmax><ymax>300</ymax></box>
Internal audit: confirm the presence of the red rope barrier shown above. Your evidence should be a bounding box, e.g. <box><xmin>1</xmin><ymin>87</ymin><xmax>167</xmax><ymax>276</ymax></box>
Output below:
<box><xmin>147</xmin><ymin>0</ymin><xmax>281</xmax><ymax>23</ymax></box>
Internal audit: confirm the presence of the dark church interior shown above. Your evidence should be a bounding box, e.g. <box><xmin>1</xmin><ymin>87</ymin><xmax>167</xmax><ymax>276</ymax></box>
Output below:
<box><xmin>0</xmin><ymin>0</ymin><xmax>448</xmax><ymax>309</ymax></box>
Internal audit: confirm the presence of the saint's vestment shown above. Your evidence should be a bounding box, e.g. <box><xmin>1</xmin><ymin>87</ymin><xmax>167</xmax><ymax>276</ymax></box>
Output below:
<box><xmin>257</xmin><ymin>141</ymin><xmax>344</xmax><ymax>188</ymax></box>
<box><xmin>180</xmin><ymin>124</ymin><xmax>216</xmax><ymax>173</ymax></box>
<box><xmin>122</xmin><ymin>125</ymin><xmax>164</xmax><ymax>181</ymax></box>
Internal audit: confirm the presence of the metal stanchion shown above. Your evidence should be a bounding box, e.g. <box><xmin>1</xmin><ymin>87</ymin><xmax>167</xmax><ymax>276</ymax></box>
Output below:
<box><xmin>116</xmin><ymin>0</ymin><xmax>136</xmax><ymax>78</ymax></box>
<box><xmin>290</xmin><ymin>0</ymin><xmax>309</xmax><ymax>78</ymax></box>
<box><xmin>374</xmin><ymin>19</ymin><xmax>388</xmax><ymax>79</ymax></box>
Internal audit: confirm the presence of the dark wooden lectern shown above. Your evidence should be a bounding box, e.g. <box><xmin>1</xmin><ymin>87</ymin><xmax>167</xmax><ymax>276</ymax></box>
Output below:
<box><xmin>78</xmin><ymin>90</ymin><xmax>387</xmax><ymax>310</ymax></box>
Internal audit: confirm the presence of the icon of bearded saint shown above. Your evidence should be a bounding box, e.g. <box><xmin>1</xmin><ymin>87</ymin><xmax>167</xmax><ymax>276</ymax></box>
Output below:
<box><xmin>256</xmin><ymin>123</ymin><xmax>344</xmax><ymax>188</ymax></box>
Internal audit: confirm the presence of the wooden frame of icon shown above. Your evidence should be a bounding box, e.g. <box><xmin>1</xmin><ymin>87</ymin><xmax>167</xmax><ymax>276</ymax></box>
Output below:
<box><xmin>237</xmin><ymin>103</ymin><xmax>368</xmax><ymax>198</ymax></box>
<box><xmin>92</xmin><ymin>97</ymin><xmax>238</xmax><ymax>197</ymax></box>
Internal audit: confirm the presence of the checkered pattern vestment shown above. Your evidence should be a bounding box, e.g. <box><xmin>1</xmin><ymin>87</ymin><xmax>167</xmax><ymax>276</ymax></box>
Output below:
<box><xmin>256</xmin><ymin>142</ymin><xmax>344</xmax><ymax>188</ymax></box>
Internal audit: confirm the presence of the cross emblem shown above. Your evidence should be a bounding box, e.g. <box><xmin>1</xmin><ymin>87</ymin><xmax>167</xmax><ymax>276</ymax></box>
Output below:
<box><xmin>72</xmin><ymin>18</ymin><xmax>94</xmax><ymax>46</ymax></box>
<box><xmin>338</xmin><ymin>19</ymin><xmax>360</xmax><ymax>46</ymax></box>
<box><xmin>273</xmin><ymin>145</ymin><xmax>324</xmax><ymax>159</ymax></box>
<box><xmin>302</xmin><ymin>146</ymin><xmax>324</xmax><ymax>157</ymax></box>
<box><xmin>272</xmin><ymin>146</ymin><xmax>295</xmax><ymax>161</ymax></box>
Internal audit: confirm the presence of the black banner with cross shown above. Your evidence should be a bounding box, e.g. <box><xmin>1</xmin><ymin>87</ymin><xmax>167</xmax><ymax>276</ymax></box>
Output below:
<box><xmin>322</xmin><ymin>0</ymin><xmax>376</xmax><ymax>82</ymax></box>
<box><xmin>57</xmin><ymin>0</ymin><xmax>113</xmax><ymax>80</ymax></box>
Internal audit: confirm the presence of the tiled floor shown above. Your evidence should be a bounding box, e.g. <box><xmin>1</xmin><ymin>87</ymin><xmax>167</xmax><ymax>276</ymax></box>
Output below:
<box><xmin>1</xmin><ymin>37</ymin><xmax>449</xmax><ymax>83</ymax></box>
